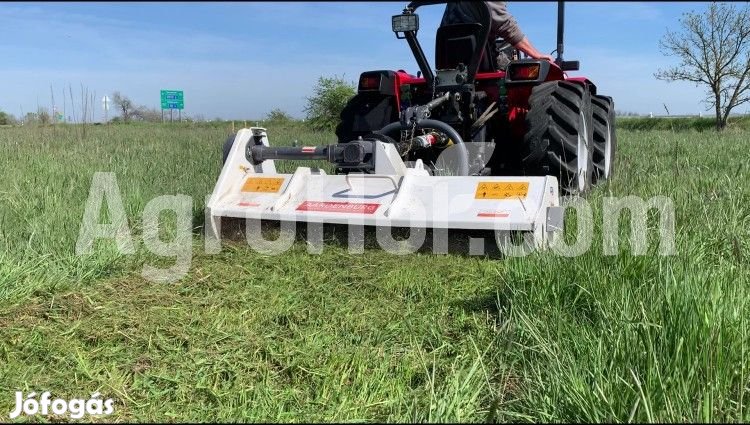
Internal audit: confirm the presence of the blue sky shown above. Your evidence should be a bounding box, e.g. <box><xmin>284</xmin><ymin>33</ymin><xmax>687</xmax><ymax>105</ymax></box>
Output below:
<box><xmin>0</xmin><ymin>1</ymin><xmax>732</xmax><ymax>121</ymax></box>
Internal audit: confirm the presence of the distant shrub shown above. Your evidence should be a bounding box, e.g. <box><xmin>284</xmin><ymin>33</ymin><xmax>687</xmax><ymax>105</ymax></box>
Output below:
<box><xmin>265</xmin><ymin>108</ymin><xmax>293</xmax><ymax>122</ymax></box>
<box><xmin>0</xmin><ymin>111</ymin><xmax>16</xmax><ymax>125</ymax></box>
<box><xmin>616</xmin><ymin>116</ymin><xmax>750</xmax><ymax>132</ymax></box>
<box><xmin>133</xmin><ymin>106</ymin><xmax>163</xmax><ymax>123</ymax></box>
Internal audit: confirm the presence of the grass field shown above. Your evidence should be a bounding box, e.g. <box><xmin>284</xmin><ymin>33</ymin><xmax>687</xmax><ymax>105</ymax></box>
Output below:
<box><xmin>0</xmin><ymin>121</ymin><xmax>748</xmax><ymax>422</ymax></box>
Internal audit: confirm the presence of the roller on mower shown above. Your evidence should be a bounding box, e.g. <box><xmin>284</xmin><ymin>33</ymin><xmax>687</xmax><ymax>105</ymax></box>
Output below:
<box><xmin>207</xmin><ymin>0</ymin><xmax>616</xmax><ymax>250</ymax></box>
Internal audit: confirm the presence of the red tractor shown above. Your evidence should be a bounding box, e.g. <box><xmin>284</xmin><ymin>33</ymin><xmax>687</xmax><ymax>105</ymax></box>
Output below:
<box><xmin>334</xmin><ymin>0</ymin><xmax>617</xmax><ymax>195</ymax></box>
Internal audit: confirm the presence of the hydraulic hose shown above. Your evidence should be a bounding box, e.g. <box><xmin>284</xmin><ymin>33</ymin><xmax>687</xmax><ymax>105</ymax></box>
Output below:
<box><xmin>375</xmin><ymin>119</ymin><xmax>469</xmax><ymax>176</ymax></box>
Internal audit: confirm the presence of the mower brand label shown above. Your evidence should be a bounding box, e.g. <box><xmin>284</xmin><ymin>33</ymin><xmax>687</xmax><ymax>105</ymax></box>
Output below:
<box><xmin>296</xmin><ymin>201</ymin><xmax>380</xmax><ymax>214</ymax></box>
<box><xmin>301</xmin><ymin>147</ymin><xmax>317</xmax><ymax>153</ymax></box>
<box><xmin>475</xmin><ymin>182</ymin><xmax>529</xmax><ymax>200</ymax></box>
<box><xmin>241</xmin><ymin>177</ymin><xmax>284</xmax><ymax>193</ymax></box>
<box><xmin>237</xmin><ymin>201</ymin><xmax>260</xmax><ymax>208</ymax></box>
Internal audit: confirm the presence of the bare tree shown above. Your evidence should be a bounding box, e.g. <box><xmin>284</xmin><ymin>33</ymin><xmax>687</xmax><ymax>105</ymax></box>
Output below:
<box><xmin>655</xmin><ymin>2</ymin><xmax>750</xmax><ymax>131</ymax></box>
<box><xmin>132</xmin><ymin>106</ymin><xmax>163</xmax><ymax>123</ymax></box>
<box><xmin>112</xmin><ymin>91</ymin><xmax>137</xmax><ymax>123</ymax></box>
<box><xmin>37</xmin><ymin>107</ymin><xmax>51</xmax><ymax>125</ymax></box>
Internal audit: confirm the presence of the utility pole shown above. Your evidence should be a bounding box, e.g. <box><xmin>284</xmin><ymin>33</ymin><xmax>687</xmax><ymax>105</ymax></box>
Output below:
<box><xmin>50</xmin><ymin>85</ymin><xmax>56</xmax><ymax>124</ymax></box>
<box><xmin>102</xmin><ymin>95</ymin><xmax>110</xmax><ymax>124</ymax></box>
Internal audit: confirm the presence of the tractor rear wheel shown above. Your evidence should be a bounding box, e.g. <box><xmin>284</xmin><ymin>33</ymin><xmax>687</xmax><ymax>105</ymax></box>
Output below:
<box><xmin>522</xmin><ymin>81</ymin><xmax>594</xmax><ymax>196</ymax></box>
<box><xmin>222</xmin><ymin>133</ymin><xmax>236</xmax><ymax>165</ymax></box>
<box><xmin>592</xmin><ymin>94</ymin><xmax>616</xmax><ymax>182</ymax></box>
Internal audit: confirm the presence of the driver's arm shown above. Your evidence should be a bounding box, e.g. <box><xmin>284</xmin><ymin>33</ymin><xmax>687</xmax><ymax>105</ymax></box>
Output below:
<box><xmin>514</xmin><ymin>37</ymin><xmax>555</xmax><ymax>62</ymax></box>
<box><xmin>487</xmin><ymin>1</ymin><xmax>554</xmax><ymax>62</ymax></box>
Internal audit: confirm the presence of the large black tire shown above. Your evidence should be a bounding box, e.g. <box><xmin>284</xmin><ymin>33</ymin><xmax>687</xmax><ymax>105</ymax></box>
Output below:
<box><xmin>522</xmin><ymin>80</ymin><xmax>595</xmax><ymax>196</ymax></box>
<box><xmin>335</xmin><ymin>94</ymin><xmax>395</xmax><ymax>143</ymax></box>
<box><xmin>591</xmin><ymin>95</ymin><xmax>616</xmax><ymax>182</ymax></box>
<box><xmin>222</xmin><ymin>133</ymin><xmax>236</xmax><ymax>165</ymax></box>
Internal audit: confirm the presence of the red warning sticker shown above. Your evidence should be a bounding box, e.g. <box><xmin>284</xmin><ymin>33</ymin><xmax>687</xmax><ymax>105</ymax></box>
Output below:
<box><xmin>238</xmin><ymin>201</ymin><xmax>260</xmax><ymax>208</ymax></box>
<box><xmin>477</xmin><ymin>211</ymin><xmax>510</xmax><ymax>218</ymax></box>
<box><xmin>301</xmin><ymin>146</ymin><xmax>317</xmax><ymax>153</ymax></box>
<box><xmin>296</xmin><ymin>201</ymin><xmax>380</xmax><ymax>214</ymax></box>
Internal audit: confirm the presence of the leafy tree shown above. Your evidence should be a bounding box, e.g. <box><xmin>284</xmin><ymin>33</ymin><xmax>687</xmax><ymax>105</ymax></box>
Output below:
<box><xmin>303</xmin><ymin>75</ymin><xmax>356</xmax><ymax>131</ymax></box>
<box><xmin>655</xmin><ymin>2</ymin><xmax>750</xmax><ymax>130</ymax></box>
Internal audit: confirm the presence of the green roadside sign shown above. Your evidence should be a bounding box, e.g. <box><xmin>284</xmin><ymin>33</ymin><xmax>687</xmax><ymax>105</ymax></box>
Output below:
<box><xmin>160</xmin><ymin>90</ymin><xmax>184</xmax><ymax>110</ymax></box>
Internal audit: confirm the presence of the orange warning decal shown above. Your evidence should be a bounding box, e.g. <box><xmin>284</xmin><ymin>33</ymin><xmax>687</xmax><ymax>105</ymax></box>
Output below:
<box><xmin>296</xmin><ymin>201</ymin><xmax>380</xmax><ymax>214</ymax></box>
<box><xmin>475</xmin><ymin>182</ymin><xmax>529</xmax><ymax>199</ymax></box>
<box><xmin>241</xmin><ymin>177</ymin><xmax>284</xmax><ymax>193</ymax></box>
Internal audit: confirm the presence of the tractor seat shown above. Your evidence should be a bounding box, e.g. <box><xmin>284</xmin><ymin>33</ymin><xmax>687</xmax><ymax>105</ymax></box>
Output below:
<box><xmin>435</xmin><ymin>23</ymin><xmax>495</xmax><ymax>73</ymax></box>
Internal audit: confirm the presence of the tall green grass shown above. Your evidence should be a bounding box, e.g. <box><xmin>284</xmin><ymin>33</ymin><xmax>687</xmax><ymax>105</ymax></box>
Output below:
<box><xmin>0</xmin><ymin>122</ymin><xmax>331</xmax><ymax>302</ymax></box>
<box><xmin>0</xmin><ymin>122</ymin><xmax>747</xmax><ymax>422</ymax></box>
<box><xmin>617</xmin><ymin>115</ymin><xmax>750</xmax><ymax>132</ymax></box>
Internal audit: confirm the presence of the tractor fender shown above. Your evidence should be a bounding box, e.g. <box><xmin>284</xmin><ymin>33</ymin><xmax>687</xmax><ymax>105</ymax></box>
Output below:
<box><xmin>565</xmin><ymin>77</ymin><xmax>597</xmax><ymax>96</ymax></box>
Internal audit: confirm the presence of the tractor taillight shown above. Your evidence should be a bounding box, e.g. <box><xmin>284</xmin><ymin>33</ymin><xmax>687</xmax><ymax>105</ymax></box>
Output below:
<box><xmin>509</xmin><ymin>64</ymin><xmax>541</xmax><ymax>81</ymax></box>
<box><xmin>359</xmin><ymin>75</ymin><xmax>381</xmax><ymax>91</ymax></box>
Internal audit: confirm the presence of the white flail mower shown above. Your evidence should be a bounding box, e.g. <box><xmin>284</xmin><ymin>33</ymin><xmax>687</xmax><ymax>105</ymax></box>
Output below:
<box><xmin>204</xmin><ymin>0</ymin><xmax>621</xmax><ymax>253</ymax></box>
<box><xmin>206</xmin><ymin>127</ymin><xmax>564</xmax><ymax>252</ymax></box>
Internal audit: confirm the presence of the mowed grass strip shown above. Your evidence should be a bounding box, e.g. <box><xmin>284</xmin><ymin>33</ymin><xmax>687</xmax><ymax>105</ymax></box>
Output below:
<box><xmin>0</xmin><ymin>122</ymin><xmax>748</xmax><ymax>422</ymax></box>
<box><xmin>0</xmin><ymin>246</ymin><xmax>508</xmax><ymax>422</ymax></box>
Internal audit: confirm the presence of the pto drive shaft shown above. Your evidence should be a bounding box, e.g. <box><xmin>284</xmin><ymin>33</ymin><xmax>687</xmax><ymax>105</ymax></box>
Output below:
<box><xmin>247</xmin><ymin>141</ymin><xmax>373</xmax><ymax>166</ymax></box>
